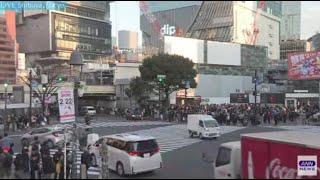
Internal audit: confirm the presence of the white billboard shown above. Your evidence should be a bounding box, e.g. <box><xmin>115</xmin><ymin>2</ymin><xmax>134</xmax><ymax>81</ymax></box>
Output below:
<box><xmin>207</xmin><ymin>41</ymin><xmax>241</xmax><ymax>66</ymax></box>
<box><xmin>17</xmin><ymin>53</ymin><xmax>26</xmax><ymax>70</ymax></box>
<box><xmin>164</xmin><ymin>36</ymin><xmax>204</xmax><ymax>64</ymax></box>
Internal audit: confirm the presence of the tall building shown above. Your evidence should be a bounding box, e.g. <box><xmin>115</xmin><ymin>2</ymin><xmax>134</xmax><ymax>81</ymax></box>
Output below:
<box><xmin>0</xmin><ymin>11</ymin><xmax>18</xmax><ymax>84</ymax></box>
<box><xmin>281</xmin><ymin>1</ymin><xmax>301</xmax><ymax>41</ymax></box>
<box><xmin>17</xmin><ymin>1</ymin><xmax>112</xmax><ymax>69</ymax></box>
<box><xmin>118</xmin><ymin>30</ymin><xmax>138</xmax><ymax>50</ymax></box>
<box><xmin>186</xmin><ymin>1</ymin><xmax>281</xmax><ymax>60</ymax></box>
<box><xmin>140</xmin><ymin>1</ymin><xmax>202</xmax><ymax>55</ymax></box>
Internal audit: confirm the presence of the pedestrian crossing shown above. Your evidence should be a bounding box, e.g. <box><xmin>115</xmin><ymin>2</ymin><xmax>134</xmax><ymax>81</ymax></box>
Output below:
<box><xmin>264</xmin><ymin>125</ymin><xmax>320</xmax><ymax>134</ymax></box>
<box><xmin>13</xmin><ymin>124</ymin><xmax>244</xmax><ymax>176</ymax></box>
<box><xmin>119</xmin><ymin>125</ymin><xmax>245</xmax><ymax>154</ymax></box>
<box><xmin>13</xmin><ymin>147</ymin><xmax>102</xmax><ymax>176</ymax></box>
<box><xmin>51</xmin><ymin>121</ymin><xmax>174</xmax><ymax>129</ymax></box>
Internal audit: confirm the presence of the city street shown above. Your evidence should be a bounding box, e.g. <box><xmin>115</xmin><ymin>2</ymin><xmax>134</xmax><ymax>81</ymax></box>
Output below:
<box><xmin>7</xmin><ymin>116</ymin><xmax>319</xmax><ymax>179</ymax></box>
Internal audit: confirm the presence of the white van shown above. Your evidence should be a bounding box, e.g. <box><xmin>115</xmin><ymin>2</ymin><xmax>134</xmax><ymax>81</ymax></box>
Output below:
<box><xmin>88</xmin><ymin>133</ymin><xmax>163</xmax><ymax>176</ymax></box>
<box><xmin>187</xmin><ymin>114</ymin><xmax>220</xmax><ymax>139</ymax></box>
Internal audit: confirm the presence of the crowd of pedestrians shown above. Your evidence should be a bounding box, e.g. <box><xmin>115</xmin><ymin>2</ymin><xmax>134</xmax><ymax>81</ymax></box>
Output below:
<box><xmin>121</xmin><ymin>102</ymin><xmax>320</xmax><ymax>126</ymax></box>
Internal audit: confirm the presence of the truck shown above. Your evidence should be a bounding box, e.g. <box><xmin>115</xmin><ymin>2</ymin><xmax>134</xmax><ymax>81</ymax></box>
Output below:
<box><xmin>187</xmin><ymin>114</ymin><xmax>220</xmax><ymax>139</ymax></box>
<box><xmin>214</xmin><ymin>131</ymin><xmax>320</xmax><ymax>179</ymax></box>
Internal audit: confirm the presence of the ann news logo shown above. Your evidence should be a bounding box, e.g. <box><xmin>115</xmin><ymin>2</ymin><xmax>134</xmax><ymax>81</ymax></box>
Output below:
<box><xmin>298</xmin><ymin>156</ymin><xmax>317</xmax><ymax>176</ymax></box>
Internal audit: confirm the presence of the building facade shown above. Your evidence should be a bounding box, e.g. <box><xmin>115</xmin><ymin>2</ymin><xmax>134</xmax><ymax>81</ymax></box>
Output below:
<box><xmin>17</xmin><ymin>1</ymin><xmax>112</xmax><ymax>65</ymax></box>
<box><xmin>140</xmin><ymin>1</ymin><xmax>201</xmax><ymax>55</ymax></box>
<box><xmin>118</xmin><ymin>30</ymin><xmax>138</xmax><ymax>50</ymax></box>
<box><xmin>280</xmin><ymin>1</ymin><xmax>301</xmax><ymax>41</ymax></box>
<box><xmin>164</xmin><ymin>36</ymin><xmax>268</xmax><ymax>103</ymax></box>
<box><xmin>307</xmin><ymin>33</ymin><xmax>320</xmax><ymax>52</ymax></box>
<box><xmin>0</xmin><ymin>11</ymin><xmax>17</xmax><ymax>85</ymax></box>
<box><xmin>186</xmin><ymin>1</ymin><xmax>281</xmax><ymax>60</ymax></box>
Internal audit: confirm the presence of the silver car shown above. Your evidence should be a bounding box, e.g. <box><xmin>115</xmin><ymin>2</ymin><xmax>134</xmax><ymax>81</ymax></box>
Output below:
<box><xmin>21</xmin><ymin>127</ymin><xmax>72</xmax><ymax>148</ymax></box>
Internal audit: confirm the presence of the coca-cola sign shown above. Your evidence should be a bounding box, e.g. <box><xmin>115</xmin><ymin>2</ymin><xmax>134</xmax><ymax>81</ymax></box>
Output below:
<box><xmin>242</xmin><ymin>136</ymin><xmax>320</xmax><ymax>179</ymax></box>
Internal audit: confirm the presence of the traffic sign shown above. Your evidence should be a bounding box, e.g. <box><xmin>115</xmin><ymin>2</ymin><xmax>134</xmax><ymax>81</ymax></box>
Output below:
<box><xmin>58</xmin><ymin>88</ymin><xmax>75</xmax><ymax>123</ymax></box>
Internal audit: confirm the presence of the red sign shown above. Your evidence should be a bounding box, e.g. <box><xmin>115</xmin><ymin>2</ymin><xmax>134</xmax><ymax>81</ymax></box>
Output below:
<box><xmin>288</xmin><ymin>51</ymin><xmax>320</xmax><ymax>80</ymax></box>
<box><xmin>242</xmin><ymin>137</ymin><xmax>320</xmax><ymax>179</ymax></box>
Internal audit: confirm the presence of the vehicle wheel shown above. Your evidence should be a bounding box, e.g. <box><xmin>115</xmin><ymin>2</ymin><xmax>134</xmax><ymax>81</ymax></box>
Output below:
<box><xmin>47</xmin><ymin>140</ymin><xmax>54</xmax><ymax>149</ymax></box>
<box><xmin>189</xmin><ymin>131</ymin><xmax>194</xmax><ymax>138</ymax></box>
<box><xmin>116</xmin><ymin>162</ymin><xmax>125</xmax><ymax>176</ymax></box>
<box><xmin>199</xmin><ymin>133</ymin><xmax>203</xmax><ymax>139</ymax></box>
<box><xmin>21</xmin><ymin>139</ymin><xmax>29</xmax><ymax>147</ymax></box>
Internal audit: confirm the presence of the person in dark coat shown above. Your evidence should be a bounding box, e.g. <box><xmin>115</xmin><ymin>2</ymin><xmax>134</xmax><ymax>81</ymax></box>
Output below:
<box><xmin>30</xmin><ymin>145</ymin><xmax>41</xmax><ymax>179</ymax></box>
<box><xmin>42</xmin><ymin>152</ymin><xmax>55</xmax><ymax>179</ymax></box>
<box><xmin>81</xmin><ymin>150</ymin><xmax>91</xmax><ymax>171</ymax></box>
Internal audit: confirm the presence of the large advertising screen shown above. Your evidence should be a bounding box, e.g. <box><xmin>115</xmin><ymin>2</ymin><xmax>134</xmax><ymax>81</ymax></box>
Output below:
<box><xmin>260</xmin><ymin>93</ymin><xmax>285</xmax><ymax>104</ymax></box>
<box><xmin>230</xmin><ymin>93</ymin><xmax>249</xmax><ymax>103</ymax></box>
<box><xmin>288</xmin><ymin>51</ymin><xmax>320</xmax><ymax>80</ymax></box>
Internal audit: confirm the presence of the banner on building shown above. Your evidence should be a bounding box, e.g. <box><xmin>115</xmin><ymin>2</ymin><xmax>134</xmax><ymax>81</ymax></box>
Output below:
<box><xmin>260</xmin><ymin>93</ymin><xmax>285</xmax><ymax>104</ymax></box>
<box><xmin>288</xmin><ymin>51</ymin><xmax>320</xmax><ymax>80</ymax></box>
<box><xmin>58</xmin><ymin>88</ymin><xmax>75</xmax><ymax>123</ymax></box>
<box><xmin>18</xmin><ymin>53</ymin><xmax>26</xmax><ymax>70</ymax></box>
<box><xmin>230</xmin><ymin>93</ymin><xmax>249</xmax><ymax>103</ymax></box>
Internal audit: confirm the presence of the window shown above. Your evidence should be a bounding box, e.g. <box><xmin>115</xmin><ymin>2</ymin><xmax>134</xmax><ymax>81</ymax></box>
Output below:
<box><xmin>216</xmin><ymin>147</ymin><xmax>231</xmax><ymax>167</ymax></box>
<box><xmin>199</xmin><ymin>120</ymin><xmax>204</xmax><ymax>127</ymax></box>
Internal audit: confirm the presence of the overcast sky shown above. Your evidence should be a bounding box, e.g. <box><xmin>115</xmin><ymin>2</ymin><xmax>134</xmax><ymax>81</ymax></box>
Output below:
<box><xmin>110</xmin><ymin>1</ymin><xmax>320</xmax><ymax>46</ymax></box>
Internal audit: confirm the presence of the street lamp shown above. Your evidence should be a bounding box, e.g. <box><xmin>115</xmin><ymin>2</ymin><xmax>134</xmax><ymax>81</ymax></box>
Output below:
<box><xmin>4</xmin><ymin>83</ymin><xmax>8</xmax><ymax>135</ymax></box>
<box><xmin>69</xmin><ymin>49</ymin><xmax>84</xmax><ymax>179</ymax></box>
<box><xmin>42</xmin><ymin>86</ymin><xmax>46</xmax><ymax>118</ymax></box>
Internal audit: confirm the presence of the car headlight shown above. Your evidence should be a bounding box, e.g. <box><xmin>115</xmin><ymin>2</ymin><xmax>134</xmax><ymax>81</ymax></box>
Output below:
<box><xmin>204</xmin><ymin>128</ymin><xmax>209</xmax><ymax>131</ymax></box>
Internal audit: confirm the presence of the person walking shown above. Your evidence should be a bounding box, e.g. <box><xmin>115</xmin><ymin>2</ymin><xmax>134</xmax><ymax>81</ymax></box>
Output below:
<box><xmin>30</xmin><ymin>144</ymin><xmax>41</xmax><ymax>179</ymax></box>
<box><xmin>53</xmin><ymin>148</ymin><xmax>64</xmax><ymax>179</ymax></box>
<box><xmin>14</xmin><ymin>148</ymin><xmax>29</xmax><ymax>178</ymax></box>
<box><xmin>80</xmin><ymin>150</ymin><xmax>91</xmax><ymax>178</ymax></box>
<box><xmin>41</xmin><ymin>152</ymin><xmax>55</xmax><ymax>179</ymax></box>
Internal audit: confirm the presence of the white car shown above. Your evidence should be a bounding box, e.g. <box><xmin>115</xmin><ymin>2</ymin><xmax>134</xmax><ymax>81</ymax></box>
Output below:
<box><xmin>187</xmin><ymin>114</ymin><xmax>221</xmax><ymax>139</ymax></box>
<box><xmin>88</xmin><ymin>133</ymin><xmax>163</xmax><ymax>176</ymax></box>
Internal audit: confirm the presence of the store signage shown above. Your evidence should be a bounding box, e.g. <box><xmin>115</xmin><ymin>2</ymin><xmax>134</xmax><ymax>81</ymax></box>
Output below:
<box><xmin>160</xmin><ymin>24</ymin><xmax>176</xmax><ymax>36</ymax></box>
<box><xmin>58</xmin><ymin>88</ymin><xmax>75</xmax><ymax>123</ymax></box>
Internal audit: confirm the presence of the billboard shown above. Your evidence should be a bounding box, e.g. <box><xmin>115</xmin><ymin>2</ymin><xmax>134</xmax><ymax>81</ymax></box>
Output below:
<box><xmin>207</xmin><ymin>41</ymin><xmax>241</xmax><ymax>66</ymax></box>
<box><xmin>260</xmin><ymin>93</ymin><xmax>285</xmax><ymax>104</ymax></box>
<box><xmin>230</xmin><ymin>93</ymin><xmax>249</xmax><ymax>103</ymax></box>
<box><xmin>288</xmin><ymin>51</ymin><xmax>320</xmax><ymax>80</ymax></box>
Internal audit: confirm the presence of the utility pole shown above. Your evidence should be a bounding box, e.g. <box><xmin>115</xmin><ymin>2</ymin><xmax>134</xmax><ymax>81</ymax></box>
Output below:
<box><xmin>254</xmin><ymin>69</ymin><xmax>258</xmax><ymax>125</ymax></box>
<box><xmin>100</xmin><ymin>139</ymin><xmax>109</xmax><ymax>179</ymax></box>
<box><xmin>4</xmin><ymin>83</ymin><xmax>8</xmax><ymax>136</ymax></box>
<box><xmin>29</xmin><ymin>70</ymin><xmax>32</xmax><ymax>125</ymax></box>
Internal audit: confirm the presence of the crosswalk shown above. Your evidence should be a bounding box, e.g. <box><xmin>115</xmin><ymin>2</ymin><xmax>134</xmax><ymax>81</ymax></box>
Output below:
<box><xmin>265</xmin><ymin>125</ymin><xmax>320</xmax><ymax>134</ymax></box>
<box><xmin>121</xmin><ymin>125</ymin><xmax>245</xmax><ymax>154</ymax></box>
<box><xmin>51</xmin><ymin>121</ymin><xmax>174</xmax><ymax>129</ymax></box>
<box><xmin>13</xmin><ymin>147</ymin><xmax>102</xmax><ymax>176</ymax></box>
<box><xmin>13</xmin><ymin>124</ymin><xmax>244</xmax><ymax>176</ymax></box>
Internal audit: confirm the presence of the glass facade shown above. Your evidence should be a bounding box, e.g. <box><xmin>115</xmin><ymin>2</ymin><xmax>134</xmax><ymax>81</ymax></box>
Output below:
<box><xmin>146</xmin><ymin>1</ymin><xmax>202</xmax><ymax>13</ymax></box>
<box><xmin>52</xmin><ymin>13</ymin><xmax>112</xmax><ymax>60</ymax></box>
<box><xmin>259</xmin><ymin>1</ymin><xmax>282</xmax><ymax>18</ymax></box>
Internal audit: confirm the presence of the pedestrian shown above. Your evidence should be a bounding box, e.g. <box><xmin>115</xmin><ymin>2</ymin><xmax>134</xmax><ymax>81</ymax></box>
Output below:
<box><xmin>30</xmin><ymin>144</ymin><xmax>41</xmax><ymax>179</ymax></box>
<box><xmin>80</xmin><ymin>150</ymin><xmax>91</xmax><ymax>178</ymax></box>
<box><xmin>66</xmin><ymin>150</ymin><xmax>72</xmax><ymax>179</ymax></box>
<box><xmin>0</xmin><ymin>147</ymin><xmax>7</xmax><ymax>178</ymax></box>
<box><xmin>53</xmin><ymin>148</ymin><xmax>64</xmax><ymax>179</ymax></box>
<box><xmin>40</xmin><ymin>141</ymin><xmax>50</xmax><ymax>158</ymax></box>
<box><xmin>1</xmin><ymin>133</ymin><xmax>14</xmax><ymax>151</ymax></box>
<box><xmin>41</xmin><ymin>152</ymin><xmax>55</xmax><ymax>179</ymax></box>
<box><xmin>21</xmin><ymin>147</ymin><xmax>30</xmax><ymax>175</ymax></box>
<box><xmin>14</xmin><ymin>148</ymin><xmax>28</xmax><ymax>179</ymax></box>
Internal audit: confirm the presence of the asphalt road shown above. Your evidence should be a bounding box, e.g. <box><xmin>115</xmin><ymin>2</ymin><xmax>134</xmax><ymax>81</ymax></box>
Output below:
<box><xmin>5</xmin><ymin>116</ymin><xmax>313</xmax><ymax>179</ymax></box>
<box><xmin>106</xmin><ymin>126</ymin><xmax>282</xmax><ymax>179</ymax></box>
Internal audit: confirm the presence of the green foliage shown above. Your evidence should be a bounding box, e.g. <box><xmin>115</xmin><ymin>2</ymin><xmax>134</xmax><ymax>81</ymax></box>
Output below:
<box><xmin>128</xmin><ymin>77</ymin><xmax>153</xmax><ymax>107</ymax></box>
<box><xmin>139</xmin><ymin>53</ymin><xmax>198</xmax><ymax>107</ymax></box>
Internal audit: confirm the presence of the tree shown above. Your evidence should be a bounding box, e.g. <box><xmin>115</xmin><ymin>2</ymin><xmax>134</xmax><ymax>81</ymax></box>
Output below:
<box><xmin>18</xmin><ymin>71</ymin><xmax>59</xmax><ymax>120</ymax></box>
<box><xmin>139</xmin><ymin>53</ymin><xmax>197</xmax><ymax>108</ymax></box>
<box><xmin>128</xmin><ymin>77</ymin><xmax>153</xmax><ymax>108</ymax></box>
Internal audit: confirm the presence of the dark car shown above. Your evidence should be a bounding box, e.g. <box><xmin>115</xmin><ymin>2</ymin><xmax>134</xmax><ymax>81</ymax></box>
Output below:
<box><xmin>126</xmin><ymin>109</ymin><xmax>142</xmax><ymax>121</ymax></box>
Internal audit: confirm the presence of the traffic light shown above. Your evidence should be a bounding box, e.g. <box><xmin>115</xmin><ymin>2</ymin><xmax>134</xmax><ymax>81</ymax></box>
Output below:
<box><xmin>57</xmin><ymin>76</ymin><xmax>66</xmax><ymax>82</ymax></box>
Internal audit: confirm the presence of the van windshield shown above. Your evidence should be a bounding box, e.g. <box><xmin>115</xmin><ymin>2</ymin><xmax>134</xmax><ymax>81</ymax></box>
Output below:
<box><xmin>127</xmin><ymin>139</ymin><xmax>159</xmax><ymax>153</ymax></box>
<box><xmin>203</xmin><ymin>120</ymin><xmax>219</xmax><ymax>128</ymax></box>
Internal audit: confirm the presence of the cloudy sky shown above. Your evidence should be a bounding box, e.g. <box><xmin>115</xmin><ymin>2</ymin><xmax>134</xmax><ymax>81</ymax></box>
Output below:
<box><xmin>110</xmin><ymin>1</ymin><xmax>320</xmax><ymax>46</ymax></box>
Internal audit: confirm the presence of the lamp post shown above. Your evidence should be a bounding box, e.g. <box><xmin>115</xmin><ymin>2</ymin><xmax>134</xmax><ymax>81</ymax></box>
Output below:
<box><xmin>69</xmin><ymin>49</ymin><xmax>84</xmax><ymax>179</ymax></box>
<box><xmin>29</xmin><ymin>70</ymin><xmax>32</xmax><ymax>125</ymax></box>
<box><xmin>42</xmin><ymin>86</ymin><xmax>46</xmax><ymax>118</ymax></box>
<box><xmin>4</xmin><ymin>83</ymin><xmax>8</xmax><ymax>135</ymax></box>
